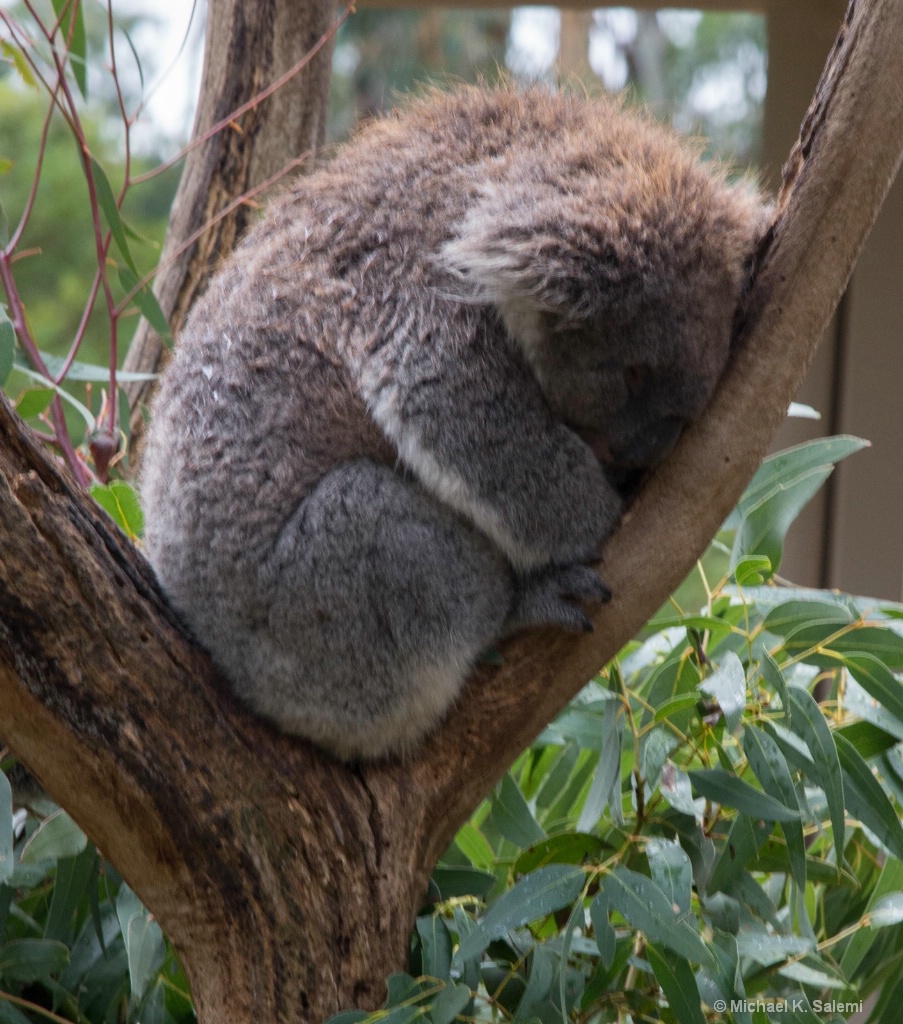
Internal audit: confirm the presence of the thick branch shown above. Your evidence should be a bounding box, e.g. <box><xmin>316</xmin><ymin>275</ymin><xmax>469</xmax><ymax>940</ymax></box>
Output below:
<box><xmin>121</xmin><ymin>0</ymin><xmax>337</xmax><ymax>452</ymax></box>
<box><xmin>1</xmin><ymin>1</ymin><xmax>902</xmax><ymax>1021</ymax></box>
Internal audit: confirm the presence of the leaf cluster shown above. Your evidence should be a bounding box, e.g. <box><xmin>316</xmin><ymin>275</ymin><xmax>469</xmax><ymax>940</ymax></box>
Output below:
<box><xmin>331</xmin><ymin>435</ymin><xmax>903</xmax><ymax>1024</ymax></box>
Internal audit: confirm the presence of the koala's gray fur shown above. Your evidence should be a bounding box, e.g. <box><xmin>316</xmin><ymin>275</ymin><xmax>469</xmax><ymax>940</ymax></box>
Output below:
<box><xmin>141</xmin><ymin>86</ymin><xmax>766</xmax><ymax>760</ymax></box>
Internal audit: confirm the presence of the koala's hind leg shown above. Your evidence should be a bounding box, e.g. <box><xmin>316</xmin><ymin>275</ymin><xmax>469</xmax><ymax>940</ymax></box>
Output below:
<box><xmin>243</xmin><ymin>459</ymin><xmax>513</xmax><ymax>760</ymax></box>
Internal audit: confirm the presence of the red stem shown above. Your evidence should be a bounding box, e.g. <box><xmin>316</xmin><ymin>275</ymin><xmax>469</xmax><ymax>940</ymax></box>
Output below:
<box><xmin>116</xmin><ymin>154</ymin><xmax>311</xmax><ymax>317</ymax></box>
<box><xmin>129</xmin><ymin>3</ymin><xmax>352</xmax><ymax>186</ymax></box>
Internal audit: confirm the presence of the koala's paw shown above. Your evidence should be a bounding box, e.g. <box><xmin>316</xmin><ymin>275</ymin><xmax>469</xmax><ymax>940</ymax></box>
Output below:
<box><xmin>507</xmin><ymin>564</ymin><xmax>611</xmax><ymax>635</ymax></box>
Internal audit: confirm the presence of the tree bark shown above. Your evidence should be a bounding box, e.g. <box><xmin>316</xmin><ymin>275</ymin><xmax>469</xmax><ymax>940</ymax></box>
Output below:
<box><xmin>2</xmin><ymin>0</ymin><xmax>902</xmax><ymax>1021</ymax></box>
<box><xmin>121</xmin><ymin>0</ymin><xmax>339</xmax><ymax>454</ymax></box>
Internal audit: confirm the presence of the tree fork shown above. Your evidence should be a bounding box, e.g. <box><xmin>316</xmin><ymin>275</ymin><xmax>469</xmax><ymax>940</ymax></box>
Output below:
<box><xmin>2</xmin><ymin>0</ymin><xmax>903</xmax><ymax>1021</ymax></box>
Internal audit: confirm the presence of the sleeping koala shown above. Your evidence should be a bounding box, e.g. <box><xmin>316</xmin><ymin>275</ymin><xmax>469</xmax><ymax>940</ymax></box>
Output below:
<box><xmin>141</xmin><ymin>85</ymin><xmax>766</xmax><ymax>760</ymax></box>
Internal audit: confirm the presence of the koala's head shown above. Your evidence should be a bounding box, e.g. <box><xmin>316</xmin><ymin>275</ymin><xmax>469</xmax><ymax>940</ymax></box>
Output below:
<box><xmin>443</xmin><ymin>114</ymin><xmax>769</xmax><ymax>477</ymax></box>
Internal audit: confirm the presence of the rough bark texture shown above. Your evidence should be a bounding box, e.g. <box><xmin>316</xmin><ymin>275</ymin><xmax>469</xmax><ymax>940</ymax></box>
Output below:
<box><xmin>121</xmin><ymin>0</ymin><xmax>338</xmax><ymax>451</ymax></box>
<box><xmin>2</xmin><ymin>0</ymin><xmax>903</xmax><ymax>1021</ymax></box>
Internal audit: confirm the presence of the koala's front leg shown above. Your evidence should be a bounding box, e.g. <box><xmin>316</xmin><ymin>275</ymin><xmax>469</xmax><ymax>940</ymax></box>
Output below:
<box><xmin>506</xmin><ymin>563</ymin><xmax>612</xmax><ymax>635</ymax></box>
<box><xmin>361</xmin><ymin>312</ymin><xmax>623</xmax><ymax>571</ymax></box>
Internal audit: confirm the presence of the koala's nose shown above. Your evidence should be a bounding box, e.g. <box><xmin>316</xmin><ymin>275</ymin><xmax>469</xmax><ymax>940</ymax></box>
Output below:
<box><xmin>611</xmin><ymin>416</ymin><xmax>686</xmax><ymax>469</ymax></box>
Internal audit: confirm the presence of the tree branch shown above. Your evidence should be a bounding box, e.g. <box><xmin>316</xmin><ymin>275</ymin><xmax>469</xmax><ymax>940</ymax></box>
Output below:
<box><xmin>121</xmin><ymin>0</ymin><xmax>339</xmax><ymax>456</ymax></box>
<box><xmin>1</xmin><ymin>1</ymin><xmax>902</xmax><ymax>1021</ymax></box>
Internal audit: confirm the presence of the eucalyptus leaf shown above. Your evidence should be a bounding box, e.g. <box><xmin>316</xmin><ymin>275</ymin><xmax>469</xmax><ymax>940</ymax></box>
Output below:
<box><xmin>687</xmin><ymin>768</ymin><xmax>801</xmax><ymax>821</ymax></box>
<box><xmin>787</xmin><ymin>687</ymin><xmax>845</xmax><ymax>861</ymax></box>
<box><xmin>454</xmin><ymin>865</ymin><xmax>584</xmax><ymax>966</ymax></box>
<box><xmin>742</xmin><ymin>727</ymin><xmax>806</xmax><ymax>888</ymax></box>
<box><xmin>700</xmin><ymin>653</ymin><xmax>746</xmax><ymax>733</ymax></box>
<box><xmin>20</xmin><ymin>809</ymin><xmax>87</xmax><ymax>864</ymax></box>
<box><xmin>600</xmin><ymin>867</ymin><xmax>714</xmax><ymax>970</ymax></box>
<box><xmin>0</xmin><ymin>315</ymin><xmax>14</xmax><ymax>388</ymax></box>
<box><xmin>834</xmin><ymin>732</ymin><xmax>903</xmax><ymax>859</ymax></box>
<box><xmin>645</xmin><ymin>944</ymin><xmax>706</xmax><ymax>1024</ymax></box>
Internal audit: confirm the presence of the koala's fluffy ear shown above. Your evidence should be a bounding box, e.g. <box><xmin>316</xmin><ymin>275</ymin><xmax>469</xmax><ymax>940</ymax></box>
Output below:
<box><xmin>440</xmin><ymin>181</ymin><xmax>667</xmax><ymax>321</ymax></box>
<box><xmin>441</xmin><ymin>174</ymin><xmax>768</xmax><ymax>325</ymax></box>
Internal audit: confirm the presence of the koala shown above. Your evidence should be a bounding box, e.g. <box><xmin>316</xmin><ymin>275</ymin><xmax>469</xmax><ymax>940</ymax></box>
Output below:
<box><xmin>141</xmin><ymin>86</ymin><xmax>766</xmax><ymax>760</ymax></box>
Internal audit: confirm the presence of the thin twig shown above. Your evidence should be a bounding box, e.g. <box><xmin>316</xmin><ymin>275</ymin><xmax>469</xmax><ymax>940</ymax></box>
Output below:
<box><xmin>129</xmin><ymin>3</ymin><xmax>353</xmax><ymax>186</ymax></box>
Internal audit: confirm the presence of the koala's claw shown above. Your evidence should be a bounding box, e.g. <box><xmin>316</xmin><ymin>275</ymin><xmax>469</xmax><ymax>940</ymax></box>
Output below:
<box><xmin>507</xmin><ymin>564</ymin><xmax>611</xmax><ymax>634</ymax></box>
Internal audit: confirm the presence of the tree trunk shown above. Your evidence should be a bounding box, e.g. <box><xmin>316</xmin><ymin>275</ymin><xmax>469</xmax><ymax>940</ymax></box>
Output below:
<box><xmin>121</xmin><ymin>0</ymin><xmax>339</xmax><ymax>455</ymax></box>
<box><xmin>2</xmin><ymin>0</ymin><xmax>902</xmax><ymax>1021</ymax></box>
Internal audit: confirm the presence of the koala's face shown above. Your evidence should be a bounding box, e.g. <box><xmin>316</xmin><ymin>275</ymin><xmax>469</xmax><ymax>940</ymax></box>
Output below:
<box><xmin>531</xmin><ymin>297</ymin><xmax>735</xmax><ymax>473</ymax></box>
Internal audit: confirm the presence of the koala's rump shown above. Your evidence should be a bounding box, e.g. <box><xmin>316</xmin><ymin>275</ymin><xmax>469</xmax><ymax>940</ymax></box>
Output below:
<box><xmin>141</xmin><ymin>283</ymin><xmax>396</xmax><ymax>641</ymax></box>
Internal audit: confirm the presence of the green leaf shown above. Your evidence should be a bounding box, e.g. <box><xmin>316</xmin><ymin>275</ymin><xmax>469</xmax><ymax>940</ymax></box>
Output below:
<box><xmin>0</xmin><ymin>314</ymin><xmax>14</xmax><ymax>388</ymax></box>
<box><xmin>840</xmin><ymin>857</ymin><xmax>903</xmax><ymax>977</ymax></box>
<box><xmin>763</xmin><ymin>600</ymin><xmax>854</xmax><ymax>636</ymax></box>
<box><xmin>733</xmin><ymin>554</ymin><xmax>772</xmax><ymax>586</ymax></box>
<box><xmin>709</xmin><ymin>814</ymin><xmax>771</xmax><ymax>894</ymax></box>
<box><xmin>687</xmin><ymin>768</ymin><xmax>802</xmax><ymax>821</ymax></box>
<box><xmin>324</xmin><ymin>1014</ymin><xmax>369</xmax><ymax>1024</ymax></box>
<box><xmin>758</xmin><ymin>650</ymin><xmax>791</xmax><ymax>718</ymax></box>
<box><xmin>600</xmin><ymin>867</ymin><xmax>714</xmax><ymax>969</ymax></box>
<box><xmin>455</xmin><ymin>823</ymin><xmax>495</xmax><ymax>870</ymax></box>
<box><xmin>869</xmin><ymin>892</ymin><xmax>903</xmax><ymax>927</ymax></box>
<box><xmin>840</xmin><ymin>652</ymin><xmax>903</xmax><ymax>729</ymax></box>
<box><xmin>731</xmin><ymin>436</ymin><xmax>868</xmax><ymax>522</ymax></box>
<box><xmin>453</xmin><ymin>865</ymin><xmax>584</xmax><ymax>965</ymax></box>
<box><xmin>514</xmin><ymin>833</ymin><xmax>605</xmax><ymax>875</ymax></box>
<box><xmin>589</xmin><ymin>893</ymin><xmax>616</xmax><ymax>969</ymax></box>
<box><xmin>0</xmin><ymin>771</ymin><xmax>12</xmax><ymax>884</ymax></box>
<box><xmin>20</xmin><ymin>808</ymin><xmax>87</xmax><ymax>863</ymax></box>
<box><xmin>11</xmin><ymin>355</ymin><xmax>96</xmax><ymax>429</ymax></box>
<box><xmin>44</xmin><ymin>843</ymin><xmax>96</xmax><ymax>943</ymax></box>
<box><xmin>778</xmin><ymin>954</ymin><xmax>848</xmax><ymax>989</ymax></box>
<box><xmin>430</xmin><ymin>866</ymin><xmax>495</xmax><ymax>902</ymax></box>
<box><xmin>0</xmin><ymin>938</ymin><xmax>70</xmax><ymax>981</ymax></box>
<box><xmin>577</xmin><ymin>699</ymin><xmax>622</xmax><ymax>831</ymax></box>
<box><xmin>834</xmin><ymin>731</ymin><xmax>903</xmax><ymax>859</ymax></box>
<box><xmin>488</xmin><ymin>774</ymin><xmax>545</xmax><ymax>849</ymax></box>
<box><xmin>645</xmin><ymin>944</ymin><xmax>706</xmax><ymax>1024</ymax></box>
<box><xmin>834</xmin><ymin>719</ymin><xmax>899</xmax><ymax>758</ymax></box>
<box><xmin>50</xmin><ymin>0</ymin><xmax>88</xmax><ymax>98</ymax></box>
<box><xmin>646</xmin><ymin>838</ymin><xmax>692</xmax><ymax>916</ymax></box>
<box><xmin>15</xmin><ymin>386</ymin><xmax>55</xmax><ymax>420</ymax></box>
<box><xmin>742</xmin><ymin>727</ymin><xmax>806</xmax><ymax>888</ymax></box>
<box><xmin>513</xmin><ymin>943</ymin><xmax>554</xmax><ymax>1023</ymax></box>
<box><xmin>118</xmin><ymin>267</ymin><xmax>172</xmax><ymax>344</ymax></box>
<box><xmin>787</xmin><ymin>687</ymin><xmax>845</xmax><ymax>861</ymax></box>
<box><xmin>700</xmin><ymin>653</ymin><xmax>746</xmax><ymax>733</ymax></box>
<box><xmin>90</xmin><ymin>481</ymin><xmax>144</xmax><ymax>540</ymax></box>
<box><xmin>653</xmin><ymin>693</ymin><xmax>700</xmax><ymax>723</ymax></box>
<box><xmin>23</xmin><ymin>349</ymin><xmax>158</xmax><ymax>384</ymax></box>
<box><xmin>733</xmin><ymin>929</ymin><xmax>813</xmax><ymax>966</ymax></box>
<box><xmin>116</xmin><ymin>885</ymin><xmax>165</xmax><ymax>1001</ymax></box>
<box><xmin>659</xmin><ymin>763</ymin><xmax>698</xmax><ymax>817</ymax></box>
<box><xmin>430</xmin><ymin>982</ymin><xmax>471</xmax><ymax>1024</ymax></box>
<box><xmin>732</xmin><ymin>465</ymin><xmax>833</xmax><ymax>572</ymax></box>
<box><xmin>0</xmin><ymin>41</ymin><xmax>37</xmax><ymax>90</ymax></box>
<box><xmin>416</xmin><ymin>915</ymin><xmax>452</xmax><ymax>981</ymax></box>
<box><xmin>92</xmin><ymin>159</ymin><xmax>137</xmax><ymax>274</ymax></box>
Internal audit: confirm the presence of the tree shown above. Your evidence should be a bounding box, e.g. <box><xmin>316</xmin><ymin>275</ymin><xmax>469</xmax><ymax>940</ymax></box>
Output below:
<box><xmin>2</xmin><ymin>0</ymin><xmax>903</xmax><ymax>1021</ymax></box>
